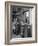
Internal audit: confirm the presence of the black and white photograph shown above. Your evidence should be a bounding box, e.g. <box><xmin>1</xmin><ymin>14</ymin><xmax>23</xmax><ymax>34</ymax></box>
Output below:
<box><xmin>11</xmin><ymin>5</ymin><xmax>32</xmax><ymax>38</ymax></box>
<box><xmin>5</xmin><ymin>2</ymin><xmax>37</xmax><ymax>44</ymax></box>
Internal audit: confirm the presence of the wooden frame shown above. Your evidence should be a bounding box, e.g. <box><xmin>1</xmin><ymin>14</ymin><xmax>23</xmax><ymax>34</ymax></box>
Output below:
<box><xmin>5</xmin><ymin>1</ymin><xmax>37</xmax><ymax>45</ymax></box>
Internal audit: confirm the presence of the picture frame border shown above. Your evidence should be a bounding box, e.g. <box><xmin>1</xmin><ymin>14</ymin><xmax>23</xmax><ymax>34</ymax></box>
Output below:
<box><xmin>5</xmin><ymin>1</ymin><xmax>37</xmax><ymax>45</ymax></box>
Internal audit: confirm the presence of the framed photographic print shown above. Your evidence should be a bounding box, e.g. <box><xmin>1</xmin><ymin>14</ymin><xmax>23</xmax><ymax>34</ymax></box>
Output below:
<box><xmin>5</xmin><ymin>1</ymin><xmax>37</xmax><ymax>44</ymax></box>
